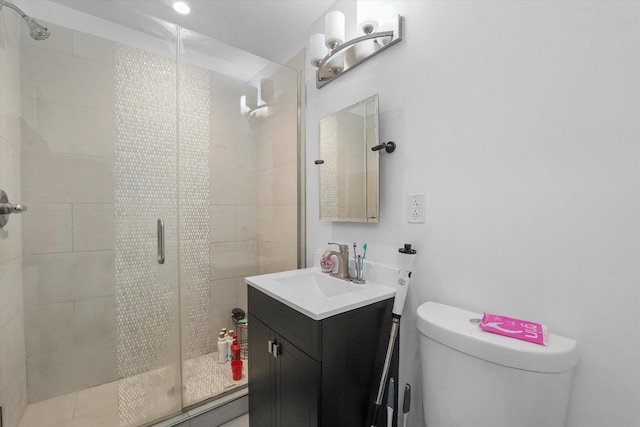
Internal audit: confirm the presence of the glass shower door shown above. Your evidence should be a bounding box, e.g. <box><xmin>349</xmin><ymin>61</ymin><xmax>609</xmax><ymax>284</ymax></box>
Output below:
<box><xmin>113</xmin><ymin>33</ymin><xmax>183</xmax><ymax>427</ymax></box>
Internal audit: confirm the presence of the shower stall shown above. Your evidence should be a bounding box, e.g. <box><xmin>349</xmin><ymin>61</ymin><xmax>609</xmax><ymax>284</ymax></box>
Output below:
<box><xmin>0</xmin><ymin>1</ymin><xmax>302</xmax><ymax>426</ymax></box>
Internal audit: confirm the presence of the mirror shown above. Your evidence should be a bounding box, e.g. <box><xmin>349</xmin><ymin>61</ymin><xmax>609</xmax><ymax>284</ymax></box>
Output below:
<box><xmin>318</xmin><ymin>94</ymin><xmax>379</xmax><ymax>222</ymax></box>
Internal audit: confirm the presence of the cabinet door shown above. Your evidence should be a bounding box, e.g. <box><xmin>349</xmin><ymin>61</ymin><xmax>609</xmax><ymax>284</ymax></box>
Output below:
<box><xmin>249</xmin><ymin>316</ymin><xmax>276</xmax><ymax>427</ymax></box>
<box><xmin>275</xmin><ymin>335</ymin><xmax>320</xmax><ymax>427</ymax></box>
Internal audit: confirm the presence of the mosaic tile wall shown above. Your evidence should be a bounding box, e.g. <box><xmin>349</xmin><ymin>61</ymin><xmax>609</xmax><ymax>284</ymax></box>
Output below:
<box><xmin>178</xmin><ymin>62</ymin><xmax>211</xmax><ymax>361</ymax></box>
<box><xmin>319</xmin><ymin>116</ymin><xmax>338</xmax><ymax>219</ymax></box>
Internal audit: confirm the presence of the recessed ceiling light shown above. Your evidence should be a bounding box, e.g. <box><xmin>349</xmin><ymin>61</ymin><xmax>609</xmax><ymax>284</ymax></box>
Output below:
<box><xmin>172</xmin><ymin>1</ymin><xmax>190</xmax><ymax>14</ymax></box>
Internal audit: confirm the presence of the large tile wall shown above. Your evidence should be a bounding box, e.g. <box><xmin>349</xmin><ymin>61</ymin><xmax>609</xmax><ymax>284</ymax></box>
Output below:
<box><xmin>0</xmin><ymin>8</ymin><xmax>28</xmax><ymax>427</ymax></box>
<box><xmin>257</xmin><ymin>68</ymin><xmax>299</xmax><ymax>275</ymax></box>
<box><xmin>208</xmin><ymin>72</ymin><xmax>259</xmax><ymax>336</ymax></box>
<box><xmin>20</xmin><ymin>23</ymin><xmax>118</xmax><ymax>403</ymax></box>
<box><xmin>207</xmin><ymin>64</ymin><xmax>300</xmax><ymax>339</ymax></box>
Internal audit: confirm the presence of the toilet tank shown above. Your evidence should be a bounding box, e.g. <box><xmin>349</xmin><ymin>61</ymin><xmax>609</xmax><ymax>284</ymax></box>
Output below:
<box><xmin>417</xmin><ymin>302</ymin><xmax>579</xmax><ymax>427</ymax></box>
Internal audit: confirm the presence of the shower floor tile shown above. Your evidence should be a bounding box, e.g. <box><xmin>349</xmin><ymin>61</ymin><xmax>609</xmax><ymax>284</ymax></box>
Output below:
<box><xmin>18</xmin><ymin>352</ymin><xmax>247</xmax><ymax>427</ymax></box>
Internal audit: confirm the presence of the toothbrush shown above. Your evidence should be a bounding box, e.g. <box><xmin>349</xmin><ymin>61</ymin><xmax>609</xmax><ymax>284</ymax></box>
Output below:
<box><xmin>353</xmin><ymin>243</ymin><xmax>359</xmax><ymax>279</ymax></box>
<box><xmin>360</xmin><ymin>243</ymin><xmax>367</xmax><ymax>281</ymax></box>
<box><xmin>386</xmin><ymin>377</ymin><xmax>395</xmax><ymax>427</ymax></box>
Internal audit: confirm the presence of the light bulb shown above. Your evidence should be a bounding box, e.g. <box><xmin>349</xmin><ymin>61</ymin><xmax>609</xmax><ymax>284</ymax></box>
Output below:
<box><xmin>325</xmin><ymin>11</ymin><xmax>345</xmax><ymax>49</ymax></box>
<box><xmin>309</xmin><ymin>33</ymin><xmax>328</xmax><ymax>67</ymax></box>
<box><xmin>357</xmin><ymin>1</ymin><xmax>381</xmax><ymax>34</ymax></box>
<box><xmin>172</xmin><ymin>1</ymin><xmax>190</xmax><ymax>14</ymax></box>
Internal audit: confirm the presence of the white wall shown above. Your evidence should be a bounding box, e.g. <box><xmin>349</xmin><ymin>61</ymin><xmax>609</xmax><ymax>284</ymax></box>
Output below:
<box><xmin>304</xmin><ymin>1</ymin><xmax>640</xmax><ymax>426</ymax></box>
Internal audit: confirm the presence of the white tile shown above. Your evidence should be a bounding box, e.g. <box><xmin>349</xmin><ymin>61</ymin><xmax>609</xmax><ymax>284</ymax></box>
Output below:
<box><xmin>209</xmin><ymin>131</ymin><xmax>256</xmax><ymax>171</ymax></box>
<box><xmin>72</xmin><ymin>31</ymin><xmax>115</xmax><ymax>64</ymax></box>
<box><xmin>21</xmin><ymin>45</ymin><xmax>78</xmax><ymax>106</ymax></box>
<box><xmin>0</xmin><ymin>138</ymin><xmax>19</xmax><ymax>197</ymax></box>
<box><xmin>258</xmin><ymin>241</ymin><xmax>297</xmax><ymax>275</ymax></box>
<box><xmin>210</xmin><ymin>242</ymin><xmax>258</xmax><ymax>280</ymax></box>
<box><xmin>72</xmin><ymin>381</ymin><xmax>118</xmax><ymax>426</ymax></box>
<box><xmin>73</xmin><ymin>203</ymin><xmax>115</xmax><ymax>251</ymax></box>
<box><xmin>0</xmin><ymin>313</ymin><xmax>27</xmax><ymax>394</ymax></box>
<box><xmin>25</xmin><ymin>301</ymin><xmax>74</xmax><ymax>356</ymax></box>
<box><xmin>261</xmin><ymin>115</ymin><xmax>297</xmax><ymax>169</ymax></box>
<box><xmin>210</xmin><ymin>205</ymin><xmax>236</xmax><ymax>243</ymax></box>
<box><xmin>235</xmin><ymin>206</ymin><xmax>257</xmax><ymax>241</ymax></box>
<box><xmin>19</xmin><ymin>389</ymin><xmax>75</xmax><ymax>426</ymax></box>
<box><xmin>0</xmin><ymin>21</ymin><xmax>22</xmax><ymax>148</ymax></box>
<box><xmin>21</xmin><ymin>96</ymin><xmax>74</xmax><ymax>153</ymax></box>
<box><xmin>211</xmin><ymin>166</ymin><xmax>257</xmax><ymax>206</ymax></box>
<box><xmin>271</xmin><ymin>162</ymin><xmax>298</xmax><ymax>206</ymax></box>
<box><xmin>257</xmin><ymin>169</ymin><xmax>273</xmax><ymax>206</ymax></box>
<box><xmin>72</xmin><ymin>106</ymin><xmax>115</xmax><ymax>157</ymax></box>
<box><xmin>21</xmin><ymin>46</ymin><xmax>114</xmax><ymax>110</ymax></box>
<box><xmin>258</xmin><ymin>205</ymin><xmax>297</xmax><ymax>247</ymax></box>
<box><xmin>22</xmin><ymin>202</ymin><xmax>72</xmax><ymax>254</ymax></box>
<box><xmin>23</xmin><ymin>251</ymin><xmax>115</xmax><ymax>305</ymax></box>
<box><xmin>211</xmin><ymin>277</ymin><xmax>237</xmax><ymax>325</ymax></box>
<box><xmin>22</xmin><ymin>148</ymin><xmax>114</xmax><ymax>204</ymax></box>
<box><xmin>26</xmin><ymin>340</ymin><xmax>117</xmax><ymax>402</ymax></box>
<box><xmin>72</xmin><ymin>297</ymin><xmax>116</xmax><ymax>347</ymax></box>
<box><xmin>0</xmin><ymin>356</ymin><xmax>27</xmax><ymax>427</ymax></box>
<box><xmin>0</xmin><ymin>256</ymin><xmax>23</xmax><ymax>329</ymax></box>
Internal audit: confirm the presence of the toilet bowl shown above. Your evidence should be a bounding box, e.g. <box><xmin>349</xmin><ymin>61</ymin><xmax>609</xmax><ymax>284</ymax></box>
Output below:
<box><xmin>417</xmin><ymin>302</ymin><xmax>579</xmax><ymax>427</ymax></box>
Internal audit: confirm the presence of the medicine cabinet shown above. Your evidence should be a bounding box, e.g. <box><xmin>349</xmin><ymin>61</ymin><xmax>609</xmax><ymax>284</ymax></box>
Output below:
<box><xmin>317</xmin><ymin>94</ymin><xmax>379</xmax><ymax>222</ymax></box>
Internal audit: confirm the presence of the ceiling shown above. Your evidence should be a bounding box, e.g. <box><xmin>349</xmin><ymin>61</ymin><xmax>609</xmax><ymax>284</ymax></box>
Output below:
<box><xmin>51</xmin><ymin>0</ymin><xmax>336</xmax><ymax>62</ymax></box>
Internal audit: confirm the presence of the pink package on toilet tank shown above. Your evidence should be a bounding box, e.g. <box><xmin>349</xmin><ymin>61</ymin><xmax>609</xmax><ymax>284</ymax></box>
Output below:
<box><xmin>479</xmin><ymin>313</ymin><xmax>548</xmax><ymax>345</ymax></box>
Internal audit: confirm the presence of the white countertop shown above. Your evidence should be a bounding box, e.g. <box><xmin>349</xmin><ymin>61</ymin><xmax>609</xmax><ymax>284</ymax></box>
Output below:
<box><xmin>245</xmin><ymin>267</ymin><xmax>397</xmax><ymax>320</ymax></box>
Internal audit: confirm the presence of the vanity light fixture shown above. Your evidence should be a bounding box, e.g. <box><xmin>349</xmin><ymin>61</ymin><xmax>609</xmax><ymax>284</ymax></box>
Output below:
<box><xmin>240</xmin><ymin>78</ymin><xmax>275</xmax><ymax>120</ymax></box>
<box><xmin>172</xmin><ymin>1</ymin><xmax>190</xmax><ymax>15</ymax></box>
<box><xmin>309</xmin><ymin>1</ymin><xmax>403</xmax><ymax>88</ymax></box>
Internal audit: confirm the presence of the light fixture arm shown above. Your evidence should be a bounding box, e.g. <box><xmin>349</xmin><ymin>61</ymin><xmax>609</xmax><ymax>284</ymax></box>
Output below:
<box><xmin>246</xmin><ymin>103</ymin><xmax>269</xmax><ymax>119</ymax></box>
<box><xmin>315</xmin><ymin>15</ymin><xmax>403</xmax><ymax>88</ymax></box>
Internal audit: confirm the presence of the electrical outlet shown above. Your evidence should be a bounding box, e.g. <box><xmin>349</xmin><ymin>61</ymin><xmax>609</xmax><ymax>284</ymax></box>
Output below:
<box><xmin>407</xmin><ymin>194</ymin><xmax>425</xmax><ymax>223</ymax></box>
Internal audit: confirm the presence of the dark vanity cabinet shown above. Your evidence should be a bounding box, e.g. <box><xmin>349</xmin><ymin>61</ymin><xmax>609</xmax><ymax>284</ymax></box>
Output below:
<box><xmin>248</xmin><ymin>286</ymin><xmax>398</xmax><ymax>427</ymax></box>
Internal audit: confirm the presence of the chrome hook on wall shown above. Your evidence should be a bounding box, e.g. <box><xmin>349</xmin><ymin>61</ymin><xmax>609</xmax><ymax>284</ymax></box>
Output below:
<box><xmin>0</xmin><ymin>190</ymin><xmax>27</xmax><ymax>228</ymax></box>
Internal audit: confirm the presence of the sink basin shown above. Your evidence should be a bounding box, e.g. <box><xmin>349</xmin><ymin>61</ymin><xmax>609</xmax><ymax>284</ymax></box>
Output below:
<box><xmin>274</xmin><ymin>271</ymin><xmax>366</xmax><ymax>298</ymax></box>
<box><xmin>245</xmin><ymin>268</ymin><xmax>396</xmax><ymax>320</ymax></box>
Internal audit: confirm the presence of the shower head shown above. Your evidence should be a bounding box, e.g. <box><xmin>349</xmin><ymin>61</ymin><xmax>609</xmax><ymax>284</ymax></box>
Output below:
<box><xmin>24</xmin><ymin>17</ymin><xmax>50</xmax><ymax>40</ymax></box>
<box><xmin>0</xmin><ymin>0</ymin><xmax>51</xmax><ymax>40</ymax></box>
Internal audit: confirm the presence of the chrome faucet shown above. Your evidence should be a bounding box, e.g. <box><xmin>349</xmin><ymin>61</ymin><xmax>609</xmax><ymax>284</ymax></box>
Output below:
<box><xmin>322</xmin><ymin>242</ymin><xmax>351</xmax><ymax>280</ymax></box>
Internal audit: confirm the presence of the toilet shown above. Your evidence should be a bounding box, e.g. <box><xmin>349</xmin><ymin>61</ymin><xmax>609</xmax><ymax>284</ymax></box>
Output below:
<box><xmin>417</xmin><ymin>302</ymin><xmax>579</xmax><ymax>427</ymax></box>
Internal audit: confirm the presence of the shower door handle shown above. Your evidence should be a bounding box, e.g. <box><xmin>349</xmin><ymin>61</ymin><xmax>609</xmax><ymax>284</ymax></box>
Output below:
<box><xmin>157</xmin><ymin>219</ymin><xmax>165</xmax><ymax>264</ymax></box>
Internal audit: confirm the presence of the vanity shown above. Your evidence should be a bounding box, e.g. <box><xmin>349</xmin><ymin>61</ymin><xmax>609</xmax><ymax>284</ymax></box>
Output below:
<box><xmin>245</xmin><ymin>269</ymin><xmax>398</xmax><ymax>427</ymax></box>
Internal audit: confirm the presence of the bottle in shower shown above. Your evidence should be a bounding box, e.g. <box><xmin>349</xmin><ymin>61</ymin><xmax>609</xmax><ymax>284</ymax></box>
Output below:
<box><xmin>231</xmin><ymin>339</ymin><xmax>241</xmax><ymax>361</ymax></box>
<box><xmin>217</xmin><ymin>332</ymin><xmax>228</xmax><ymax>364</ymax></box>
<box><xmin>227</xmin><ymin>330</ymin><xmax>235</xmax><ymax>361</ymax></box>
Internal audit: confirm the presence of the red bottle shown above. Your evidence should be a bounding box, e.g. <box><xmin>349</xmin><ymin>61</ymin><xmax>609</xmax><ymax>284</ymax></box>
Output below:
<box><xmin>231</xmin><ymin>340</ymin><xmax>241</xmax><ymax>361</ymax></box>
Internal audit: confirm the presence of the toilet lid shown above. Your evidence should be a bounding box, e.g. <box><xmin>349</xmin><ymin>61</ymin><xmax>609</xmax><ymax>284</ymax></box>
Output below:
<box><xmin>416</xmin><ymin>302</ymin><xmax>579</xmax><ymax>373</ymax></box>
